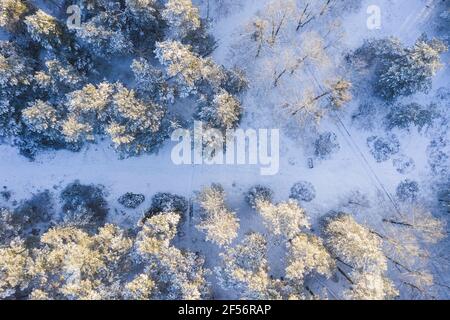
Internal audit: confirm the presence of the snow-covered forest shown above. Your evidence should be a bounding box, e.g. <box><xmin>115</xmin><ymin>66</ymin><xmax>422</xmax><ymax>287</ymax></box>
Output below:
<box><xmin>0</xmin><ymin>0</ymin><xmax>449</xmax><ymax>300</ymax></box>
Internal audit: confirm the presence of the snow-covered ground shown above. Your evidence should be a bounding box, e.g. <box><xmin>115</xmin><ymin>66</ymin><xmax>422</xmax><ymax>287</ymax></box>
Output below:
<box><xmin>0</xmin><ymin>0</ymin><xmax>449</xmax><ymax>299</ymax></box>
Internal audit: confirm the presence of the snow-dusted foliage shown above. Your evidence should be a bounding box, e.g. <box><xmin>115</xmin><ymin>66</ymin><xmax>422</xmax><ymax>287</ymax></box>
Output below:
<box><xmin>0</xmin><ymin>0</ymin><xmax>449</xmax><ymax>302</ymax></box>
<box><xmin>148</xmin><ymin>192</ymin><xmax>188</xmax><ymax>217</ymax></box>
<box><xmin>135</xmin><ymin>212</ymin><xmax>210</xmax><ymax>300</ymax></box>
<box><xmin>286</xmin><ymin>233</ymin><xmax>335</xmax><ymax>283</ymax></box>
<box><xmin>0</xmin><ymin>0</ymin><xmax>30</xmax><ymax>32</ymax></box>
<box><xmin>245</xmin><ymin>185</ymin><xmax>274</xmax><ymax>209</ymax></box>
<box><xmin>215</xmin><ymin>233</ymin><xmax>276</xmax><ymax>299</ymax></box>
<box><xmin>350</xmin><ymin>36</ymin><xmax>447</xmax><ymax>100</ymax></box>
<box><xmin>367</xmin><ymin>134</ymin><xmax>400</xmax><ymax>163</ymax></box>
<box><xmin>385</xmin><ymin>103</ymin><xmax>437</xmax><ymax>132</ymax></box>
<box><xmin>0</xmin><ymin>0</ymin><xmax>244</xmax><ymax>159</ymax></box>
<box><xmin>162</xmin><ymin>0</ymin><xmax>201</xmax><ymax>39</ymax></box>
<box><xmin>396</xmin><ymin>180</ymin><xmax>420</xmax><ymax>202</ymax></box>
<box><xmin>314</xmin><ymin>132</ymin><xmax>340</xmax><ymax>160</ymax></box>
<box><xmin>196</xmin><ymin>184</ymin><xmax>239</xmax><ymax>247</ymax></box>
<box><xmin>60</xmin><ymin>181</ymin><xmax>108</xmax><ymax>230</ymax></box>
<box><xmin>24</xmin><ymin>10</ymin><xmax>66</xmax><ymax>50</ymax></box>
<box><xmin>290</xmin><ymin>181</ymin><xmax>316</xmax><ymax>203</ymax></box>
<box><xmin>323</xmin><ymin>213</ymin><xmax>387</xmax><ymax>273</ymax></box>
<box><xmin>257</xmin><ymin>199</ymin><xmax>310</xmax><ymax>241</ymax></box>
<box><xmin>118</xmin><ymin>193</ymin><xmax>145</xmax><ymax>209</ymax></box>
<box><xmin>344</xmin><ymin>272</ymin><xmax>399</xmax><ymax>300</ymax></box>
<box><xmin>155</xmin><ymin>40</ymin><xmax>223</xmax><ymax>97</ymax></box>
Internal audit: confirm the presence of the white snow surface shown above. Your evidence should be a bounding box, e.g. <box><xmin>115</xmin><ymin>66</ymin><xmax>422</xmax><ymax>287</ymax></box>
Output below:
<box><xmin>0</xmin><ymin>0</ymin><xmax>449</xmax><ymax>299</ymax></box>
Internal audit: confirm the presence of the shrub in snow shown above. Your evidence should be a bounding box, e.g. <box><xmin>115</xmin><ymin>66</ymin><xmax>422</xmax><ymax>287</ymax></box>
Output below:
<box><xmin>1</xmin><ymin>189</ymin><xmax>11</xmax><ymax>201</ymax></box>
<box><xmin>385</xmin><ymin>103</ymin><xmax>437</xmax><ymax>132</ymax></box>
<box><xmin>245</xmin><ymin>185</ymin><xmax>274</xmax><ymax>209</ymax></box>
<box><xmin>290</xmin><ymin>181</ymin><xmax>316</xmax><ymax>203</ymax></box>
<box><xmin>60</xmin><ymin>181</ymin><xmax>108</xmax><ymax>230</ymax></box>
<box><xmin>314</xmin><ymin>132</ymin><xmax>340</xmax><ymax>160</ymax></box>
<box><xmin>367</xmin><ymin>134</ymin><xmax>400</xmax><ymax>162</ymax></box>
<box><xmin>396</xmin><ymin>180</ymin><xmax>419</xmax><ymax>202</ymax></box>
<box><xmin>14</xmin><ymin>191</ymin><xmax>53</xmax><ymax>233</ymax></box>
<box><xmin>392</xmin><ymin>155</ymin><xmax>415</xmax><ymax>174</ymax></box>
<box><xmin>427</xmin><ymin>138</ymin><xmax>449</xmax><ymax>176</ymax></box>
<box><xmin>118</xmin><ymin>193</ymin><xmax>145</xmax><ymax>209</ymax></box>
<box><xmin>148</xmin><ymin>192</ymin><xmax>188</xmax><ymax>216</ymax></box>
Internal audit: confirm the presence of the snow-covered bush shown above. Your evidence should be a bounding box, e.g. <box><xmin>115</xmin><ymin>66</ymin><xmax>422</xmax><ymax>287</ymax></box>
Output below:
<box><xmin>118</xmin><ymin>193</ymin><xmax>145</xmax><ymax>209</ymax></box>
<box><xmin>385</xmin><ymin>103</ymin><xmax>437</xmax><ymax>132</ymax></box>
<box><xmin>392</xmin><ymin>155</ymin><xmax>415</xmax><ymax>174</ymax></box>
<box><xmin>24</xmin><ymin>10</ymin><xmax>66</xmax><ymax>50</ymax></box>
<box><xmin>0</xmin><ymin>0</ymin><xmax>30</xmax><ymax>32</ymax></box>
<box><xmin>396</xmin><ymin>179</ymin><xmax>419</xmax><ymax>202</ymax></box>
<box><xmin>290</xmin><ymin>181</ymin><xmax>316</xmax><ymax>203</ymax></box>
<box><xmin>0</xmin><ymin>207</ymin><xmax>21</xmax><ymax>244</ymax></box>
<box><xmin>14</xmin><ymin>191</ymin><xmax>53</xmax><ymax>235</ymax></box>
<box><xmin>427</xmin><ymin>138</ymin><xmax>449</xmax><ymax>176</ymax></box>
<box><xmin>162</xmin><ymin>0</ymin><xmax>201</xmax><ymax>39</ymax></box>
<box><xmin>344</xmin><ymin>272</ymin><xmax>398</xmax><ymax>300</ymax></box>
<box><xmin>148</xmin><ymin>192</ymin><xmax>188</xmax><ymax>216</ymax></box>
<box><xmin>367</xmin><ymin>134</ymin><xmax>400</xmax><ymax>162</ymax></box>
<box><xmin>245</xmin><ymin>185</ymin><xmax>274</xmax><ymax>209</ymax></box>
<box><xmin>286</xmin><ymin>233</ymin><xmax>335</xmax><ymax>283</ymax></box>
<box><xmin>314</xmin><ymin>132</ymin><xmax>340</xmax><ymax>160</ymax></box>
<box><xmin>60</xmin><ymin>181</ymin><xmax>108</xmax><ymax>230</ymax></box>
